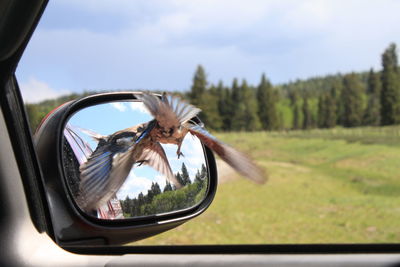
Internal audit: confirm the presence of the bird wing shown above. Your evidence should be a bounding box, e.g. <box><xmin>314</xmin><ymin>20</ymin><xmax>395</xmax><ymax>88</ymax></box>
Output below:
<box><xmin>75</xmin><ymin>126</ymin><xmax>106</xmax><ymax>143</ymax></box>
<box><xmin>79</xmin><ymin>121</ymin><xmax>157</xmax><ymax>211</ymax></box>
<box><xmin>186</xmin><ymin>123</ymin><xmax>266</xmax><ymax>184</ymax></box>
<box><xmin>138</xmin><ymin>142</ymin><xmax>182</xmax><ymax>189</ymax></box>
<box><xmin>64</xmin><ymin>124</ymin><xmax>94</xmax><ymax>164</ymax></box>
<box><xmin>137</xmin><ymin>92</ymin><xmax>201</xmax><ymax>128</ymax></box>
<box><xmin>79</xmin><ymin>139</ymin><xmax>136</xmax><ymax>211</ymax></box>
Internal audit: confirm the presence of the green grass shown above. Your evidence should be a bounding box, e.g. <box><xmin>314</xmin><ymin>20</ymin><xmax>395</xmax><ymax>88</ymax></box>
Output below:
<box><xmin>132</xmin><ymin>126</ymin><xmax>400</xmax><ymax>245</ymax></box>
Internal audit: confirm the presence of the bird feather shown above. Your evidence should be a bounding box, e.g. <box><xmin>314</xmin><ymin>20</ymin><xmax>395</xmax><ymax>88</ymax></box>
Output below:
<box><xmin>138</xmin><ymin>92</ymin><xmax>201</xmax><ymax>129</ymax></box>
<box><xmin>187</xmin><ymin>123</ymin><xmax>266</xmax><ymax>184</ymax></box>
<box><xmin>138</xmin><ymin>142</ymin><xmax>182</xmax><ymax>189</ymax></box>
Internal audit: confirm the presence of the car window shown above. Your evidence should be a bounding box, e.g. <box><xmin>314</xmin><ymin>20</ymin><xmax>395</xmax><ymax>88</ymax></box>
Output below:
<box><xmin>17</xmin><ymin>0</ymin><xmax>400</xmax><ymax>245</ymax></box>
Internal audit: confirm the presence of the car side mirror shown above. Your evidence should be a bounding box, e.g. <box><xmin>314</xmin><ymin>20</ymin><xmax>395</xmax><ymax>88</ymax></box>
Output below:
<box><xmin>34</xmin><ymin>92</ymin><xmax>217</xmax><ymax>247</ymax></box>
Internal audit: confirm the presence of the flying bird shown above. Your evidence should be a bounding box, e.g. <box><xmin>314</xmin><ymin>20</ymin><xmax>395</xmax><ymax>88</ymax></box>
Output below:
<box><xmin>78</xmin><ymin>121</ymin><xmax>181</xmax><ymax>211</ymax></box>
<box><xmin>79</xmin><ymin>92</ymin><xmax>266</xmax><ymax>211</ymax></box>
<box><xmin>137</xmin><ymin>92</ymin><xmax>266</xmax><ymax>185</ymax></box>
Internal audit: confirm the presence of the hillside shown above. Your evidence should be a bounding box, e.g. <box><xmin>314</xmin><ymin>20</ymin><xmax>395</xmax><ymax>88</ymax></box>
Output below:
<box><xmin>23</xmin><ymin>69</ymin><xmax>377</xmax><ymax>132</ymax></box>
<box><xmin>132</xmin><ymin>127</ymin><xmax>400</xmax><ymax>244</ymax></box>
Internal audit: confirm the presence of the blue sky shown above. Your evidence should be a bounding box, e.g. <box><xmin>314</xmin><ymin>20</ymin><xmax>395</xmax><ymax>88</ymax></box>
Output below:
<box><xmin>16</xmin><ymin>0</ymin><xmax>400</xmax><ymax>103</ymax></box>
<box><xmin>67</xmin><ymin>101</ymin><xmax>207</xmax><ymax>199</ymax></box>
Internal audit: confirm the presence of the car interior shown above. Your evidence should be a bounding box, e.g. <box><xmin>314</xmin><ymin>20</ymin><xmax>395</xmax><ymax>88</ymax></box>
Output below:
<box><xmin>1</xmin><ymin>0</ymin><xmax>400</xmax><ymax>266</ymax></box>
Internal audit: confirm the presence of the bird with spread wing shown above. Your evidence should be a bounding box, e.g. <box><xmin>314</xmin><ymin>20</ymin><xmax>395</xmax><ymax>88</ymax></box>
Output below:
<box><xmin>79</xmin><ymin>92</ymin><xmax>266</xmax><ymax>211</ymax></box>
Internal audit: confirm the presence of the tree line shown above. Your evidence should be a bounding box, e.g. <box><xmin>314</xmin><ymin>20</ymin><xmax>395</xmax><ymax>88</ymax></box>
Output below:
<box><xmin>120</xmin><ymin>163</ymin><xmax>208</xmax><ymax>217</ymax></box>
<box><xmin>25</xmin><ymin>43</ymin><xmax>400</xmax><ymax>132</ymax></box>
<box><xmin>188</xmin><ymin>43</ymin><xmax>400</xmax><ymax>131</ymax></box>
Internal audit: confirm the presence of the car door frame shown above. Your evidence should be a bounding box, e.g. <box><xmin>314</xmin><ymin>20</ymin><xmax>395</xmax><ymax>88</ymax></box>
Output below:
<box><xmin>1</xmin><ymin>0</ymin><xmax>400</xmax><ymax>266</ymax></box>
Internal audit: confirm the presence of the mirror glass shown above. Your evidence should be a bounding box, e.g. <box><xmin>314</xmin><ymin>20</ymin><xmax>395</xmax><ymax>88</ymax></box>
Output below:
<box><xmin>62</xmin><ymin>100</ymin><xmax>209</xmax><ymax>220</ymax></box>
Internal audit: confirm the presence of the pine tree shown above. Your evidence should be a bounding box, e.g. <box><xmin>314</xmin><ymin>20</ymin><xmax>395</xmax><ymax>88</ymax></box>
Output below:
<box><xmin>194</xmin><ymin>164</ymin><xmax>207</xmax><ymax>188</ymax></box>
<box><xmin>146</xmin><ymin>182</ymin><xmax>155</xmax><ymax>202</ymax></box>
<box><xmin>163</xmin><ymin>181</ymin><xmax>173</xmax><ymax>192</ymax></box>
<box><xmin>241</xmin><ymin>80</ymin><xmax>261</xmax><ymax>131</ymax></box>
<box><xmin>381</xmin><ymin>43</ymin><xmax>400</xmax><ymax>125</ymax></box>
<box><xmin>288</xmin><ymin>90</ymin><xmax>299</xmax><ymax>107</ymax></box>
<box><xmin>231</xmin><ymin>78</ymin><xmax>241</xmax><ymax>103</ymax></box>
<box><xmin>189</xmin><ymin>65</ymin><xmax>207</xmax><ymax>106</ymax></box>
<box><xmin>341</xmin><ymin>73</ymin><xmax>364</xmax><ymax>127</ymax></box>
<box><xmin>131</xmin><ymin>198</ymin><xmax>139</xmax><ymax>216</ymax></box>
<box><xmin>224</xmin><ymin>88</ymin><xmax>234</xmax><ymax>131</ymax></box>
<box><xmin>289</xmin><ymin>90</ymin><xmax>301</xmax><ymax>130</ymax></box>
<box><xmin>188</xmin><ymin>65</ymin><xmax>221</xmax><ymax>130</ymax></box>
<box><xmin>137</xmin><ymin>192</ymin><xmax>145</xmax><ymax>207</ymax></box>
<box><xmin>175</xmin><ymin>172</ymin><xmax>184</xmax><ymax>187</ymax></box>
<box><xmin>317</xmin><ymin>94</ymin><xmax>326</xmax><ymax>128</ymax></box>
<box><xmin>257</xmin><ymin>74</ymin><xmax>278</xmax><ymax>130</ymax></box>
<box><xmin>203</xmin><ymin>85</ymin><xmax>222</xmax><ymax>130</ymax></box>
<box><xmin>331</xmin><ymin>80</ymin><xmax>344</xmax><ymax>126</ymax></box>
<box><xmin>318</xmin><ymin>87</ymin><xmax>337</xmax><ymax>129</ymax></box>
<box><xmin>194</xmin><ymin>170</ymin><xmax>202</xmax><ymax>184</ymax></box>
<box><xmin>151</xmin><ymin>182</ymin><xmax>162</xmax><ymax>196</ymax></box>
<box><xmin>302</xmin><ymin>97</ymin><xmax>312</xmax><ymax>129</ymax></box>
<box><xmin>122</xmin><ymin>196</ymin><xmax>131</xmax><ymax>215</ymax></box>
<box><xmin>200</xmin><ymin>164</ymin><xmax>207</xmax><ymax>178</ymax></box>
<box><xmin>216</xmin><ymin>81</ymin><xmax>232</xmax><ymax>131</ymax></box>
<box><xmin>325</xmin><ymin>87</ymin><xmax>337</xmax><ymax>128</ymax></box>
<box><xmin>293</xmin><ymin>105</ymin><xmax>300</xmax><ymax>130</ymax></box>
<box><xmin>231</xmin><ymin>78</ymin><xmax>247</xmax><ymax>131</ymax></box>
<box><xmin>363</xmin><ymin>69</ymin><xmax>382</xmax><ymax>125</ymax></box>
<box><xmin>181</xmin><ymin>163</ymin><xmax>191</xmax><ymax>185</ymax></box>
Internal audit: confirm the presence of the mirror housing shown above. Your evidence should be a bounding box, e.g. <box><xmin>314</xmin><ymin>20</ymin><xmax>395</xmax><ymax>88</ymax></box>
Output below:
<box><xmin>34</xmin><ymin>92</ymin><xmax>217</xmax><ymax>247</ymax></box>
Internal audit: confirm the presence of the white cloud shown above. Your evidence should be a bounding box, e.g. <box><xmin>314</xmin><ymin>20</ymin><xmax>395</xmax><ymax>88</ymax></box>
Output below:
<box><xmin>116</xmin><ymin>169</ymin><xmax>169</xmax><ymax>199</ymax></box>
<box><xmin>154</xmin><ymin>174</ymin><xmax>168</xmax><ymax>190</ymax></box>
<box><xmin>18</xmin><ymin>0</ymin><xmax>400</xmax><ymax>92</ymax></box>
<box><xmin>19</xmin><ymin>77</ymin><xmax>70</xmax><ymax>103</ymax></box>
<box><xmin>110</xmin><ymin>102</ymin><xmax>127</xmax><ymax>112</ymax></box>
<box><xmin>281</xmin><ymin>1</ymin><xmax>332</xmax><ymax>32</ymax></box>
<box><xmin>117</xmin><ymin>171</ymin><xmax>151</xmax><ymax>199</ymax></box>
<box><xmin>129</xmin><ymin>102</ymin><xmax>150</xmax><ymax>114</ymax></box>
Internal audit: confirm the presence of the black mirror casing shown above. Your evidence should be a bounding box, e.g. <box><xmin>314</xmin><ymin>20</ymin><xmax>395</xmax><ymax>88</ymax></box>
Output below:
<box><xmin>34</xmin><ymin>92</ymin><xmax>218</xmax><ymax>247</ymax></box>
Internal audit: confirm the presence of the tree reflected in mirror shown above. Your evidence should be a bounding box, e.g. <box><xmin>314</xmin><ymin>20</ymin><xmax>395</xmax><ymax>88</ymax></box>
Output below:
<box><xmin>120</xmin><ymin>162</ymin><xmax>208</xmax><ymax>217</ymax></box>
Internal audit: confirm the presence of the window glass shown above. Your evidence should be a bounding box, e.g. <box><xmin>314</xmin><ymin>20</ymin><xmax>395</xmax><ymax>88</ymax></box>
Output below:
<box><xmin>17</xmin><ymin>0</ymin><xmax>400</xmax><ymax>244</ymax></box>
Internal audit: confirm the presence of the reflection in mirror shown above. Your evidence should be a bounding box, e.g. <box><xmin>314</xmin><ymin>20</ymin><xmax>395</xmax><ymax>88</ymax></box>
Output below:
<box><xmin>62</xmin><ymin>100</ymin><xmax>209</xmax><ymax>220</ymax></box>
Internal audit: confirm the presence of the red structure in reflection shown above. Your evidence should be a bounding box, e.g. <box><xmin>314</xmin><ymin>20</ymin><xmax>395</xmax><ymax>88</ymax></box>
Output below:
<box><xmin>64</xmin><ymin>124</ymin><xmax>124</xmax><ymax>219</ymax></box>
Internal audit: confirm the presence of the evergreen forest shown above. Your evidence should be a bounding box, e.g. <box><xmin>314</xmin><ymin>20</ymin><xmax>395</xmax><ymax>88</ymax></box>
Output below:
<box><xmin>120</xmin><ymin>163</ymin><xmax>208</xmax><ymax>217</ymax></box>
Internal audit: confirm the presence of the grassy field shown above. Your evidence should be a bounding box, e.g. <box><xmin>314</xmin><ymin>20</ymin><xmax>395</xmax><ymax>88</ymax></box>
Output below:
<box><xmin>132</xmin><ymin>126</ymin><xmax>400</xmax><ymax>245</ymax></box>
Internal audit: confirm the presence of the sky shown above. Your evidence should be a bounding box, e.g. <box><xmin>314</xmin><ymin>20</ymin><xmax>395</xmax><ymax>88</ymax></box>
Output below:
<box><xmin>16</xmin><ymin>0</ymin><xmax>400</xmax><ymax>103</ymax></box>
<box><xmin>67</xmin><ymin>100</ymin><xmax>207</xmax><ymax>200</ymax></box>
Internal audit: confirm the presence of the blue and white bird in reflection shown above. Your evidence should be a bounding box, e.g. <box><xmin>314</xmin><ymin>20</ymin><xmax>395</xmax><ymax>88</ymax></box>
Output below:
<box><xmin>79</xmin><ymin>92</ymin><xmax>266</xmax><ymax>211</ymax></box>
